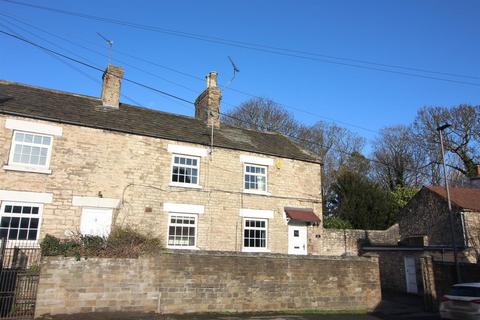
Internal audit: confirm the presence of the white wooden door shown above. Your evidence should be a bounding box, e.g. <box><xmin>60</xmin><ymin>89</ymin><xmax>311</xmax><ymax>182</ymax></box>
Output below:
<box><xmin>404</xmin><ymin>256</ymin><xmax>418</xmax><ymax>294</ymax></box>
<box><xmin>288</xmin><ymin>224</ymin><xmax>307</xmax><ymax>255</ymax></box>
<box><xmin>80</xmin><ymin>208</ymin><xmax>113</xmax><ymax>238</ymax></box>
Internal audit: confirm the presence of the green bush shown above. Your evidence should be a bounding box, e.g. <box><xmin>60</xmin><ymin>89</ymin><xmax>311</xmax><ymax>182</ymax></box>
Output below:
<box><xmin>323</xmin><ymin>216</ymin><xmax>353</xmax><ymax>229</ymax></box>
<box><xmin>40</xmin><ymin>227</ymin><xmax>163</xmax><ymax>259</ymax></box>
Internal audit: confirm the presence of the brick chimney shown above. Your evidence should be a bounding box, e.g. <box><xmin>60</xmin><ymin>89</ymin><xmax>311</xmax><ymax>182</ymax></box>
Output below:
<box><xmin>101</xmin><ymin>64</ymin><xmax>124</xmax><ymax>108</ymax></box>
<box><xmin>194</xmin><ymin>72</ymin><xmax>221</xmax><ymax>128</ymax></box>
<box><xmin>471</xmin><ymin>164</ymin><xmax>480</xmax><ymax>188</ymax></box>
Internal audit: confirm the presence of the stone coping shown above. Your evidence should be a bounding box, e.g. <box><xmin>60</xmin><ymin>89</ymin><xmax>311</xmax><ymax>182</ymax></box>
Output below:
<box><xmin>42</xmin><ymin>249</ymin><xmax>376</xmax><ymax>262</ymax></box>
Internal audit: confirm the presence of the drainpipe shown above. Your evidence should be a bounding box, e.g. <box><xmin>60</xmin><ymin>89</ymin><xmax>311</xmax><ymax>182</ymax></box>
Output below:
<box><xmin>460</xmin><ymin>211</ymin><xmax>468</xmax><ymax>248</ymax></box>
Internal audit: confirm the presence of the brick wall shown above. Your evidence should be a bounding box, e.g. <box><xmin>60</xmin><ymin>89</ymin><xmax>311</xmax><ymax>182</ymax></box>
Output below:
<box><xmin>35</xmin><ymin>251</ymin><xmax>382</xmax><ymax>316</ymax></box>
<box><xmin>311</xmin><ymin>224</ymin><xmax>400</xmax><ymax>256</ymax></box>
<box><xmin>0</xmin><ymin>115</ymin><xmax>322</xmax><ymax>254</ymax></box>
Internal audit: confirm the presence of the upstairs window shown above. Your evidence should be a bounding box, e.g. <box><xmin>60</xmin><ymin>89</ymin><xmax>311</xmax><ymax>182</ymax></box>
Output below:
<box><xmin>8</xmin><ymin>131</ymin><xmax>52</xmax><ymax>169</ymax></box>
<box><xmin>244</xmin><ymin>164</ymin><xmax>267</xmax><ymax>192</ymax></box>
<box><xmin>171</xmin><ymin>155</ymin><xmax>199</xmax><ymax>186</ymax></box>
<box><xmin>0</xmin><ymin>202</ymin><xmax>42</xmax><ymax>241</ymax></box>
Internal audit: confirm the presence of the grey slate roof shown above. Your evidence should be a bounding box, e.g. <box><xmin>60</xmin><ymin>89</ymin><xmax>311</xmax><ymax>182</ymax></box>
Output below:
<box><xmin>0</xmin><ymin>81</ymin><xmax>318</xmax><ymax>163</ymax></box>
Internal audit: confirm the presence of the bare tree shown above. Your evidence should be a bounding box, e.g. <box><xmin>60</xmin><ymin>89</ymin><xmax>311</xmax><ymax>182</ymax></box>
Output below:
<box><xmin>222</xmin><ymin>98</ymin><xmax>301</xmax><ymax>136</ymax></box>
<box><xmin>413</xmin><ymin>104</ymin><xmax>480</xmax><ymax>181</ymax></box>
<box><xmin>371</xmin><ymin>125</ymin><xmax>427</xmax><ymax>190</ymax></box>
<box><xmin>297</xmin><ymin>122</ymin><xmax>365</xmax><ymax>199</ymax></box>
<box><xmin>223</xmin><ymin>98</ymin><xmax>366</xmax><ymax>212</ymax></box>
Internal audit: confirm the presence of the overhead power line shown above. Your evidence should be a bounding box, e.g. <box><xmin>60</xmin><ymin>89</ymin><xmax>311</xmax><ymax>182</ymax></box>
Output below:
<box><xmin>0</xmin><ymin>29</ymin><xmax>437</xmax><ymax>180</ymax></box>
<box><xmin>2</xmin><ymin>0</ymin><xmax>480</xmax><ymax>88</ymax></box>
<box><xmin>0</xmin><ymin>12</ymin><xmax>380</xmax><ymax>135</ymax></box>
<box><xmin>0</xmin><ymin>31</ymin><xmax>194</xmax><ymax>105</ymax></box>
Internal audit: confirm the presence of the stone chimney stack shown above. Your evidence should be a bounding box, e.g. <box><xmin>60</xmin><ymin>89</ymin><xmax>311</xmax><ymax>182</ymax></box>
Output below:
<box><xmin>470</xmin><ymin>165</ymin><xmax>480</xmax><ymax>188</ymax></box>
<box><xmin>194</xmin><ymin>72</ymin><xmax>221</xmax><ymax>128</ymax></box>
<box><xmin>101</xmin><ymin>64</ymin><xmax>124</xmax><ymax>108</ymax></box>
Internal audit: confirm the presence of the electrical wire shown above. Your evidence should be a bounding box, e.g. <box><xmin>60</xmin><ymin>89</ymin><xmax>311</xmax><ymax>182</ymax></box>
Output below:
<box><xmin>4</xmin><ymin>11</ymin><xmax>428</xmax><ymax>138</ymax></box>
<box><xmin>0</xmin><ymin>29</ymin><xmax>440</xmax><ymax>180</ymax></box>
<box><xmin>0</xmin><ymin>13</ymin><xmax>199</xmax><ymax>97</ymax></box>
<box><xmin>0</xmin><ymin>12</ymin><xmax>381</xmax><ymax>135</ymax></box>
<box><xmin>2</xmin><ymin>0</ymin><xmax>480</xmax><ymax>86</ymax></box>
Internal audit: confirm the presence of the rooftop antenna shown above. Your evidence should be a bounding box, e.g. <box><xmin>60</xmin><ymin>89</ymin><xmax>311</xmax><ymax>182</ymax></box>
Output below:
<box><xmin>225</xmin><ymin>56</ymin><xmax>240</xmax><ymax>88</ymax></box>
<box><xmin>96</xmin><ymin>32</ymin><xmax>113</xmax><ymax>65</ymax></box>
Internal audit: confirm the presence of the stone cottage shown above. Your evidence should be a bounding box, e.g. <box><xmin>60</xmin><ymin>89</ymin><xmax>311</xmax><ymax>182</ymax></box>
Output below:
<box><xmin>398</xmin><ymin>182</ymin><xmax>480</xmax><ymax>263</ymax></box>
<box><xmin>0</xmin><ymin>65</ymin><xmax>323</xmax><ymax>255</ymax></box>
<box><xmin>363</xmin><ymin>174</ymin><xmax>480</xmax><ymax>294</ymax></box>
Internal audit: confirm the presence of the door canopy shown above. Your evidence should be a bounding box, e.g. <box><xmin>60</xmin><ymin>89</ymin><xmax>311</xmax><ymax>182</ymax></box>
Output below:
<box><xmin>285</xmin><ymin>207</ymin><xmax>320</xmax><ymax>224</ymax></box>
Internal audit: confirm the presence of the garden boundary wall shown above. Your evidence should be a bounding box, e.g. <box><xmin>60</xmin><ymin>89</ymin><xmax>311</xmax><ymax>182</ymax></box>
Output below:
<box><xmin>35</xmin><ymin>250</ymin><xmax>381</xmax><ymax>317</ymax></box>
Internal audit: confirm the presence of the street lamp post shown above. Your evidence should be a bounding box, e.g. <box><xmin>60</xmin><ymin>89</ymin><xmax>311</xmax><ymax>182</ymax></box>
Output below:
<box><xmin>436</xmin><ymin>123</ymin><xmax>461</xmax><ymax>283</ymax></box>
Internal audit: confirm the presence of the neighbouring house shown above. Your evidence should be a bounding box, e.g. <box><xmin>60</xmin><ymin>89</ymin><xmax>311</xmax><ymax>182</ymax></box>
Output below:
<box><xmin>0</xmin><ymin>65</ymin><xmax>323</xmax><ymax>255</ymax></box>
<box><xmin>363</xmin><ymin>172</ymin><xmax>480</xmax><ymax>295</ymax></box>
<box><xmin>398</xmin><ymin>181</ymin><xmax>480</xmax><ymax>263</ymax></box>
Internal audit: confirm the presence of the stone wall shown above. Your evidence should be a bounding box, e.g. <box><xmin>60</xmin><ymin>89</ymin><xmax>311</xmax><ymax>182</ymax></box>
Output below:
<box><xmin>398</xmin><ymin>187</ymin><xmax>464</xmax><ymax>247</ymax></box>
<box><xmin>35</xmin><ymin>251</ymin><xmax>382</xmax><ymax>316</ymax></box>
<box><xmin>372</xmin><ymin>250</ymin><xmax>425</xmax><ymax>293</ymax></box>
<box><xmin>432</xmin><ymin>261</ymin><xmax>480</xmax><ymax>297</ymax></box>
<box><xmin>312</xmin><ymin>224</ymin><xmax>400</xmax><ymax>256</ymax></box>
<box><xmin>464</xmin><ymin>211</ymin><xmax>480</xmax><ymax>263</ymax></box>
<box><xmin>362</xmin><ymin>249</ymin><xmax>466</xmax><ymax>294</ymax></box>
<box><xmin>0</xmin><ymin>115</ymin><xmax>322</xmax><ymax>254</ymax></box>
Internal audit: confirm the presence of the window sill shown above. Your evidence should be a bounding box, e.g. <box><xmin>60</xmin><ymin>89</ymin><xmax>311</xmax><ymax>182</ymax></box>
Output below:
<box><xmin>169</xmin><ymin>182</ymin><xmax>202</xmax><ymax>189</ymax></box>
<box><xmin>242</xmin><ymin>189</ymin><xmax>271</xmax><ymax>196</ymax></box>
<box><xmin>3</xmin><ymin>165</ymin><xmax>52</xmax><ymax>174</ymax></box>
<box><xmin>166</xmin><ymin>245</ymin><xmax>200</xmax><ymax>250</ymax></box>
<box><xmin>242</xmin><ymin>248</ymin><xmax>271</xmax><ymax>253</ymax></box>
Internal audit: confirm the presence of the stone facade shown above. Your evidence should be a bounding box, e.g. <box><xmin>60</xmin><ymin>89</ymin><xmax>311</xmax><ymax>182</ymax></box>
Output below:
<box><xmin>464</xmin><ymin>210</ymin><xmax>480</xmax><ymax>262</ymax></box>
<box><xmin>398</xmin><ymin>187</ymin><xmax>465</xmax><ymax>247</ymax></box>
<box><xmin>100</xmin><ymin>65</ymin><xmax>124</xmax><ymax>108</ymax></box>
<box><xmin>0</xmin><ymin>114</ymin><xmax>322</xmax><ymax>254</ymax></box>
<box><xmin>313</xmin><ymin>224</ymin><xmax>400</xmax><ymax>256</ymax></box>
<box><xmin>35</xmin><ymin>251</ymin><xmax>382</xmax><ymax>316</ymax></box>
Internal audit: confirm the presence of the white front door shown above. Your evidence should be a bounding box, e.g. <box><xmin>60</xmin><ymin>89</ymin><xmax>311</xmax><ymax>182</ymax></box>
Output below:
<box><xmin>288</xmin><ymin>224</ymin><xmax>307</xmax><ymax>255</ymax></box>
<box><xmin>404</xmin><ymin>256</ymin><xmax>418</xmax><ymax>294</ymax></box>
<box><xmin>80</xmin><ymin>208</ymin><xmax>113</xmax><ymax>238</ymax></box>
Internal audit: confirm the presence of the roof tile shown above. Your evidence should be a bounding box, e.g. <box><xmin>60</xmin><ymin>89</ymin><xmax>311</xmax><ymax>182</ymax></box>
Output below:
<box><xmin>427</xmin><ymin>185</ymin><xmax>480</xmax><ymax>211</ymax></box>
<box><xmin>0</xmin><ymin>81</ymin><xmax>318</xmax><ymax>163</ymax></box>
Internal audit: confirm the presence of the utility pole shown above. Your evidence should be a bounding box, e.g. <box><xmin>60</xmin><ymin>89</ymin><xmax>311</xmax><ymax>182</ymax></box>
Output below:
<box><xmin>437</xmin><ymin>123</ymin><xmax>462</xmax><ymax>283</ymax></box>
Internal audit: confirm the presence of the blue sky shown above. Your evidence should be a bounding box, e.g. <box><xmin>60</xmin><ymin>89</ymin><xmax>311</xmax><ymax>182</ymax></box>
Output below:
<box><xmin>0</xmin><ymin>0</ymin><xmax>479</xmax><ymax>151</ymax></box>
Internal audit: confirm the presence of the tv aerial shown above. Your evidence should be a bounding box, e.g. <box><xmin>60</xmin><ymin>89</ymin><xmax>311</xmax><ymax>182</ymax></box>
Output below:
<box><xmin>225</xmin><ymin>56</ymin><xmax>240</xmax><ymax>87</ymax></box>
<box><xmin>97</xmin><ymin>32</ymin><xmax>113</xmax><ymax>65</ymax></box>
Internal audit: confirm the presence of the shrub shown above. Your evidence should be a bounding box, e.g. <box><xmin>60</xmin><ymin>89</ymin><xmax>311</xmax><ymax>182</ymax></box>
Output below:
<box><xmin>40</xmin><ymin>227</ymin><xmax>163</xmax><ymax>259</ymax></box>
<box><xmin>323</xmin><ymin>216</ymin><xmax>353</xmax><ymax>229</ymax></box>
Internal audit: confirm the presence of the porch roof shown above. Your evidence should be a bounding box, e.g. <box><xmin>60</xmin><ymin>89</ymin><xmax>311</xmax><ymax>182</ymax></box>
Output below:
<box><xmin>285</xmin><ymin>207</ymin><xmax>320</xmax><ymax>223</ymax></box>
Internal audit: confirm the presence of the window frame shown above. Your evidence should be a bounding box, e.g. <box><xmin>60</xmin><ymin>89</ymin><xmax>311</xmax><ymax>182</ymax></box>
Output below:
<box><xmin>169</xmin><ymin>154</ymin><xmax>201</xmax><ymax>188</ymax></box>
<box><xmin>0</xmin><ymin>201</ymin><xmax>43</xmax><ymax>244</ymax></box>
<box><xmin>166</xmin><ymin>213</ymin><xmax>198</xmax><ymax>249</ymax></box>
<box><xmin>7</xmin><ymin>130</ymin><xmax>54</xmax><ymax>172</ymax></box>
<box><xmin>242</xmin><ymin>218</ymin><xmax>268</xmax><ymax>253</ymax></box>
<box><xmin>243</xmin><ymin>163</ymin><xmax>268</xmax><ymax>194</ymax></box>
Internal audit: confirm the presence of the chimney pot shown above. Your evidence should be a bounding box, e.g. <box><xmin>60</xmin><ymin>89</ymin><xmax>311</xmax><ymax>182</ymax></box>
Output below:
<box><xmin>195</xmin><ymin>71</ymin><xmax>221</xmax><ymax>128</ymax></box>
<box><xmin>101</xmin><ymin>64</ymin><xmax>124</xmax><ymax>108</ymax></box>
<box><xmin>206</xmin><ymin>71</ymin><xmax>218</xmax><ymax>88</ymax></box>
